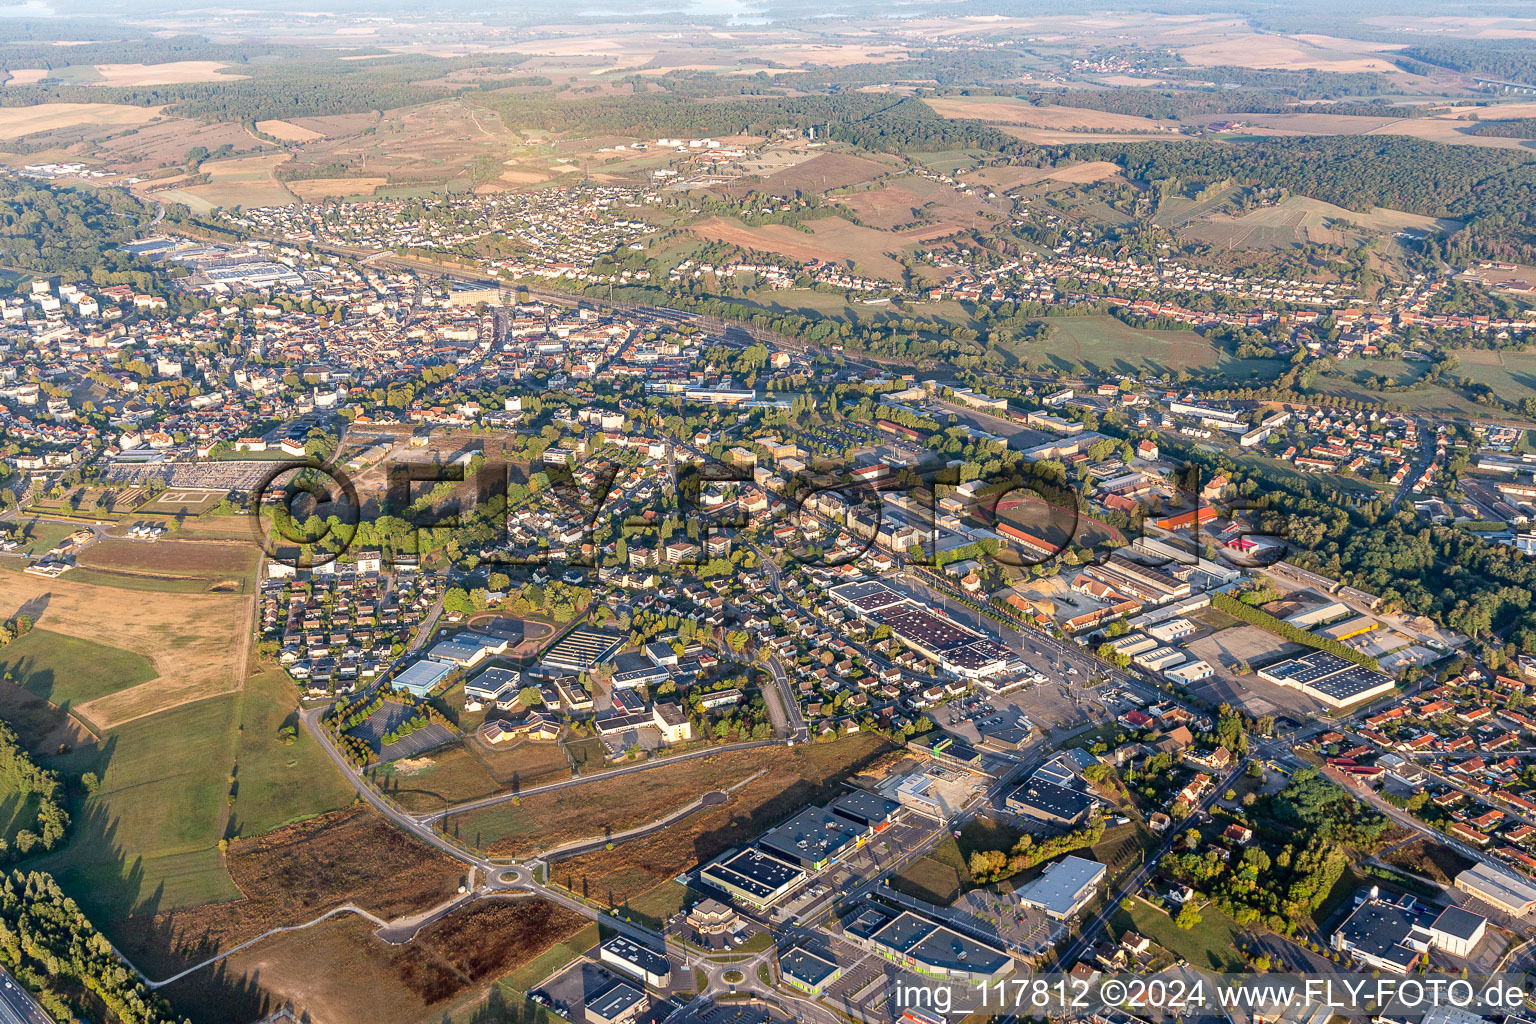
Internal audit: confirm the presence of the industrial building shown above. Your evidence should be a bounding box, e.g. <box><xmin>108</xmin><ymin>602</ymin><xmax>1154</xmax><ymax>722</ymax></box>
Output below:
<box><xmin>1455</xmin><ymin>862</ymin><xmax>1536</xmax><ymax>916</ymax></box>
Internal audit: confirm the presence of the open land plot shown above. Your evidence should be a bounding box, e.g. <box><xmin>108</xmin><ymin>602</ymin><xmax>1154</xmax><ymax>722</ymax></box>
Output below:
<box><xmin>0</xmin><ymin>102</ymin><xmax>163</xmax><ymax>142</ymax></box>
<box><xmin>255</xmin><ymin>118</ymin><xmax>324</xmax><ymax>142</ymax></box>
<box><xmin>228</xmin><ymin>666</ymin><xmax>356</xmax><ymax>838</ymax></box>
<box><xmin>963</xmin><ymin>160</ymin><xmax>1122</xmax><ymax>191</ymax></box>
<box><xmin>285</xmin><ymin>98</ymin><xmax>522</xmax><ymax>191</ymax></box>
<box><xmin>1175</xmin><ymin>33</ymin><xmax>1405</xmax><ymax>73</ymax></box>
<box><xmin>543</xmin><ymin>735</ymin><xmax>900</xmax><ymax>908</ymax></box>
<box><xmin>1309</xmin><ymin>355</ymin><xmax>1536</xmax><ymax>419</ymax></box>
<box><xmin>90</xmin><ymin>61</ymin><xmax>245</xmax><ymax>86</ymax></box>
<box><xmin>32</xmin><ymin>692</ymin><xmax>246</xmax><ymax>925</ymax></box>
<box><xmin>833</xmin><ymin>175</ymin><xmax>1003</xmax><ymax>237</ymax></box>
<box><xmin>471</xmin><ymin>736</ymin><xmax>573</xmax><ymax>789</ymax></box>
<box><xmin>0</xmin><ymin>563</ymin><xmax>254</xmax><ymax>730</ymax></box>
<box><xmin>926</xmin><ymin>97</ymin><xmax>1176</xmax><ymax>134</ymax></box>
<box><xmin>157</xmin><ymin>898</ymin><xmax>589</xmax><ymax>1024</ymax></box>
<box><xmin>77</xmin><ymin>537</ymin><xmax>259</xmax><ymax>586</ymax></box>
<box><xmin>95</xmin><ymin>118</ymin><xmax>270</xmax><ymax>174</ymax></box>
<box><xmin>371</xmin><ymin>741</ymin><xmax>503</xmax><ymax>813</ymax></box>
<box><xmin>287</xmin><ymin>112</ymin><xmax>381</xmax><ymax>137</ymax></box>
<box><xmin>0</xmin><ymin>627</ymin><xmax>156</xmax><ymax>713</ymax></box>
<box><xmin>688</xmin><ymin>215</ymin><xmax>910</xmax><ymax>281</ymax></box>
<box><xmin>994</xmin><ymin>314</ymin><xmax>1284</xmax><ymax>379</ymax></box>
<box><xmin>1182</xmin><ymin>196</ymin><xmax>1460</xmax><ymax>249</ymax></box>
<box><xmin>173</xmin><ymin>152</ymin><xmax>296</xmax><ymax>211</ymax></box>
<box><xmin>1110</xmin><ymin>896</ymin><xmax>1247</xmax><ymax>972</ymax></box>
<box><xmin>286</xmin><ymin>176</ymin><xmax>390</xmax><ymax>201</ymax></box>
<box><xmin>753</xmin><ymin>152</ymin><xmax>895</xmax><ymax>195</ymax></box>
<box><xmin>121</xmin><ymin>805</ymin><xmax>465</xmax><ymax>980</ymax></box>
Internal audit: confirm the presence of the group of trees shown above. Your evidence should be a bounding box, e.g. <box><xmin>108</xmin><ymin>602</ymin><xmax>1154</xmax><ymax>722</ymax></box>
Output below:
<box><xmin>966</xmin><ymin>819</ymin><xmax>1105</xmax><ymax>883</ymax></box>
<box><xmin>1166</xmin><ymin>767</ymin><xmax>1383</xmax><ymax>938</ymax></box>
<box><xmin>0</xmin><ymin>869</ymin><xmax>185</xmax><ymax>1023</ymax></box>
<box><xmin>0</xmin><ymin>719</ymin><xmax>67</xmax><ymax>858</ymax></box>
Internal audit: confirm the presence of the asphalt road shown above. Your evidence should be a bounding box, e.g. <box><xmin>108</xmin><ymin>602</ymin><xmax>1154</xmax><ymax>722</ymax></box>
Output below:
<box><xmin>0</xmin><ymin>970</ymin><xmax>52</xmax><ymax>1024</ymax></box>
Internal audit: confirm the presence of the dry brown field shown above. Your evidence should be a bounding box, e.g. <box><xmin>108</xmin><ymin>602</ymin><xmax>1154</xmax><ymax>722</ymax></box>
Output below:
<box><xmin>256</xmin><ymin>119</ymin><xmax>325</xmax><ymax>142</ymax></box>
<box><xmin>754</xmin><ymin>151</ymin><xmax>893</xmax><ymax>194</ymax></box>
<box><xmin>0</xmin><ymin>565</ymin><xmax>253</xmax><ymax>729</ymax></box>
<box><xmin>689</xmin><ymin>215</ymin><xmax>909</xmax><ymax>281</ymax></box>
<box><xmin>287</xmin><ymin>176</ymin><xmax>389</xmax><ymax>201</ymax></box>
<box><xmin>0</xmin><ymin>103</ymin><xmax>161</xmax><ymax>141</ymax></box>
<box><xmin>92</xmin><ymin>61</ymin><xmax>245</xmax><ymax>86</ymax></box>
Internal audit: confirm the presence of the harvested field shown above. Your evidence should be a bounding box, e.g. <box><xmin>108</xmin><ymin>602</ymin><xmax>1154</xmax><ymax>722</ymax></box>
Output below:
<box><xmin>171</xmin><ymin>152</ymin><xmax>295</xmax><ymax>211</ymax></box>
<box><xmin>689</xmin><ymin>215</ymin><xmax>909</xmax><ymax>281</ymax></box>
<box><xmin>0</xmin><ymin>102</ymin><xmax>161</xmax><ymax>141</ymax></box>
<box><xmin>963</xmin><ymin>160</ymin><xmax>1121</xmax><ymax>191</ymax></box>
<box><xmin>286</xmin><ymin>176</ymin><xmax>389</xmax><ymax>201</ymax></box>
<box><xmin>256</xmin><ymin>119</ymin><xmax>324</xmax><ymax>142</ymax></box>
<box><xmin>78</xmin><ymin>538</ymin><xmax>258</xmax><ymax>580</ymax></box>
<box><xmin>91</xmin><ymin>61</ymin><xmax>244</xmax><ymax>86</ymax></box>
<box><xmin>157</xmin><ymin>898</ymin><xmax>589</xmax><ymax>1024</ymax></box>
<box><xmin>754</xmin><ymin>152</ymin><xmax>892</xmax><ymax>194</ymax></box>
<box><xmin>926</xmin><ymin>97</ymin><xmax>1173</xmax><ymax>133</ymax></box>
<box><xmin>544</xmin><ymin>735</ymin><xmax>900</xmax><ymax>908</ymax></box>
<box><xmin>0</xmin><ymin>564</ymin><xmax>253</xmax><ymax>730</ymax></box>
<box><xmin>1176</xmin><ymin>33</ymin><xmax>1403</xmax><ymax>73</ymax></box>
<box><xmin>121</xmin><ymin>806</ymin><xmax>466</xmax><ymax>979</ymax></box>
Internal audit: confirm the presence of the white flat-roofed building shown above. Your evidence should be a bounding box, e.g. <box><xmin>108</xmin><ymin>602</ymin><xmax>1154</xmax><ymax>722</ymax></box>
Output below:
<box><xmin>600</xmin><ymin>936</ymin><xmax>671</xmax><ymax>987</ymax></box>
<box><xmin>1015</xmin><ymin>855</ymin><xmax>1106</xmax><ymax>920</ymax></box>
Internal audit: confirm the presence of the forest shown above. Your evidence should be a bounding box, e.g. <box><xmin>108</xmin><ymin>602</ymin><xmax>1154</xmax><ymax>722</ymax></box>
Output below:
<box><xmin>1055</xmin><ymin>134</ymin><xmax>1536</xmax><ymax>260</ymax></box>
<box><xmin>0</xmin><ymin>177</ymin><xmax>157</xmax><ymax>278</ymax></box>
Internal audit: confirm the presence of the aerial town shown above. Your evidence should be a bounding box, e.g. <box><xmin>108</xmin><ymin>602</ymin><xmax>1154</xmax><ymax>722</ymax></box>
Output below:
<box><xmin>11</xmin><ymin>4</ymin><xmax>1536</xmax><ymax>1024</ymax></box>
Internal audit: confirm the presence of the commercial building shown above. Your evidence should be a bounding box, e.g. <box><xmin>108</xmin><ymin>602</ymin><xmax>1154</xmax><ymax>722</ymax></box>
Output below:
<box><xmin>758</xmin><ymin>806</ymin><xmax>871</xmax><ymax>871</ymax></box>
<box><xmin>1330</xmin><ymin>891</ymin><xmax>1488</xmax><ymax>972</ymax></box>
<box><xmin>587</xmin><ymin>983</ymin><xmax>647</xmax><ymax>1024</ymax></box>
<box><xmin>427</xmin><ymin>632</ymin><xmax>509</xmax><ymax>669</ymax></box>
<box><xmin>1455</xmin><ymin>862</ymin><xmax>1536</xmax><ymax>916</ymax></box>
<box><xmin>1256</xmin><ymin>651</ymin><xmax>1396</xmax><ymax>709</ymax></box>
<box><xmin>845</xmin><ymin>905</ymin><xmax>1014</xmax><ymax>981</ymax></box>
<box><xmin>392</xmin><ymin>658</ymin><xmax>455</xmax><ymax>697</ymax></box>
<box><xmin>699</xmin><ymin>848</ymin><xmax>806</xmax><ymax>910</ymax></box>
<box><xmin>1005</xmin><ymin>779</ymin><xmax>1096</xmax><ymax>827</ymax></box>
<box><xmin>599</xmin><ymin>936</ymin><xmax>672</xmax><ymax>987</ymax></box>
<box><xmin>779</xmin><ymin>947</ymin><xmax>842</xmax><ymax>995</ymax></box>
<box><xmin>1014</xmin><ymin>855</ymin><xmax>1107</xmax><ymax>920</ymax></box>
<box><xmin>830</xmin><ymin>791</ymin><xmax>901</xmax><ymax>829</ymax></box>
